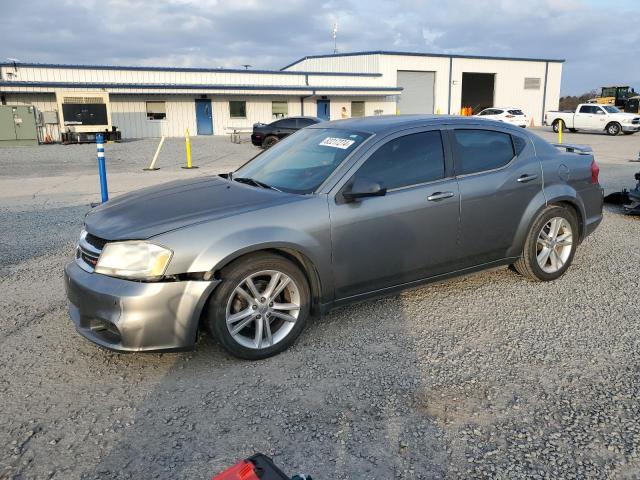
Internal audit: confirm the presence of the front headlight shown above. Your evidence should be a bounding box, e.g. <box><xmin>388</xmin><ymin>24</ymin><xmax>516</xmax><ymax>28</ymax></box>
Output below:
<box><xmin>95</xmin><ymin>241</ymin><xmax>173</xmax><ymax>280</ymax></box>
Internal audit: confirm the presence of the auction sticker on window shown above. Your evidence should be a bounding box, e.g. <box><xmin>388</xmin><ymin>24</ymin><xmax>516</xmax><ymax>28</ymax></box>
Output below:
<box><xmin>319</xmin><ymin>137</ymin><xmax>355</xmax><ymax>149</ymax></box>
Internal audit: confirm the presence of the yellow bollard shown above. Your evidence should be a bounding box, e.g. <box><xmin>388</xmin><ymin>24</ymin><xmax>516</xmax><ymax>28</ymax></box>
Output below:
<box><xmin>436</xmin><ymin>108</ymin><xmax>441</xmax><ymax>115</ymax></box>
<box><xmin>181</xmin><ymin>128</ymin><xmax>198</xmax><ymax>169</ymax></box>
<box><xmin>558</xmin><ymin>119</ymin><xmax>563</xmax><ymax>144</ymax></box>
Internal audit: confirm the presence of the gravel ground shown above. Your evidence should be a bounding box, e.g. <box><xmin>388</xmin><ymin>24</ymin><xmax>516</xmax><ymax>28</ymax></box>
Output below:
<box><xmin>1</xmin><ymin>129</ymin><xmax>639</xmax><ymax>479</ymax></box>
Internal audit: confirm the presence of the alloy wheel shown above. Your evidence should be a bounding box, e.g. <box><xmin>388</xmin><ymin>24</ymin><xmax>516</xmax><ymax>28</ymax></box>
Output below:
<box><xmin>536</xmin><ymin>217</ymin><xmax>573</xmax><ymax>273</ymax></box>
<box><xmin>225</xmin><ymin>270</ymin><xmax>301</xmax><ymax>349</ymax></box>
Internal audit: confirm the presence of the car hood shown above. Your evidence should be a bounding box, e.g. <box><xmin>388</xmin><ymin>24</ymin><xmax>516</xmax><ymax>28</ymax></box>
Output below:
<box><xmin>612</xmin><ymin>112</ymin><xmax>640</xmax><ymax>121</ymax></box>
<box><xmin>84</xmin><ymin>176</ymin><xmax>296</xmax><ymax>240</ymax></box>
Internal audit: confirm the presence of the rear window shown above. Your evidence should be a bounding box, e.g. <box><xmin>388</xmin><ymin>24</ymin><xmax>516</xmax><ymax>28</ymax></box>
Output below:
<box><xmin>508</xmin><ymin>110</ymin><xmax>524</xmax><ymax>115</ymax></box>
<box><xmin>453</xmin><ymin>129</ymin><xmax>515</xmax><ymax>175</ymax></box>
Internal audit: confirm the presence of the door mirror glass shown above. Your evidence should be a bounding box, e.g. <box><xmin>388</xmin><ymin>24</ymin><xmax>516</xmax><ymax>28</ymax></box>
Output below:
<box><xmin>343</xmin><ymin>177</ymin><xmax>387</xmax><ymax>202</ymax></box>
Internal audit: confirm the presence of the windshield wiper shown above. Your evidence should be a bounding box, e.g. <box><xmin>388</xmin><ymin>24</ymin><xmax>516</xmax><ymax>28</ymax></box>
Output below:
<box><xmin>234</xmin><ymin>177</ymin><xmax>281</xmax><ymax>192</ymax></box>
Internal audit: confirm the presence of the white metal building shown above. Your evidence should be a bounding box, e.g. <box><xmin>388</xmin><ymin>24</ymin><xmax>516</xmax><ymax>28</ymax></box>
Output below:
<box><xmin>0</xmin><ymin>51</ymin><xmax>563</xmax><ymax>141</ymax></box>
<box><xmin>283</xmin><ymin>51</ymin><xmax>564</xmax><ymax>126</ymax></box>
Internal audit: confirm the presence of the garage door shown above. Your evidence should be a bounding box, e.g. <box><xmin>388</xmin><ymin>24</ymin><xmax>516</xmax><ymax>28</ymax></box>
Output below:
<box><xmin>397</xmin><ymin>71</ymin><xmax>435</xmax><ymax>114</ymax></box>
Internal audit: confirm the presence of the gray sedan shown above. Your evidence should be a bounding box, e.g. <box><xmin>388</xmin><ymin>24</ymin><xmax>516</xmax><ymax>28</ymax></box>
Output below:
<box><xmin>64</xmin><ymin>115</ymin><xmax>603</xmax><ymax>359</ymax></box>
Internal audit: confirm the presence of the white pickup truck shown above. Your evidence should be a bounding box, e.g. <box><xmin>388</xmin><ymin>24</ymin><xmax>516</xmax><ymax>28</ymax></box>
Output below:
<box><xmin>545</xmin><ymin>103</ymin><xmax>640</xmax><ymax>136</ymax></box>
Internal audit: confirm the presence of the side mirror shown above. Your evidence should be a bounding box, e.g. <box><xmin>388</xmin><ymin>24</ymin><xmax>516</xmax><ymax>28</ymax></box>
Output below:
<box><xmin>342</xmin><ymin>177</ymin><xmax>387</xmax><ymax>202</ymax></box>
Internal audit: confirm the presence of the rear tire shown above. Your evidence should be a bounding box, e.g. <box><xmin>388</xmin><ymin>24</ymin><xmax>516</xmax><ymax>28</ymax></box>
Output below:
<box><xmin>552</xmin><ymin>120</ymin><xmax>564</xmax><ymax>133</ymax></box>
<box><xmin>513</xmin><ymin>205</ymin><xmax>578</xmax><ymax>282</ymax></box>
<box><xmin>606</xmin><ymin>122</ymin><xmax>621</xmax><ymax>136</ymax></box>
<box><xmin>205</xmin><ymin>252</ymin><xmax>311</xmax><ymax>360</ymax></box>
<box><xmin>262</xmin><ymin>136</ymin><xmax>279</xmax><ymax>149</ymax></box>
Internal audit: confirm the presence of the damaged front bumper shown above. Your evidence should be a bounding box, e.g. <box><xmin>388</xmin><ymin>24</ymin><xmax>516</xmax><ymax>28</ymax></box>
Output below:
<box><xmin>64</xmin><ymin>261</ymin><xmax>220</xmax><ymax>352</ymax></box>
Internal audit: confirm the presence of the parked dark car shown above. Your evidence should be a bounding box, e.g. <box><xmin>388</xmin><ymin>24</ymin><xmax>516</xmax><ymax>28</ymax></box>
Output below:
<box><xmin>65</xmin><ymin>115</ymin><xmax>603</xmax><ymax>360</ymax></box>
<box><xmin>251</xmin><ymin>116</ymin><xmax>321</xmax><ymax>148</ymax></box>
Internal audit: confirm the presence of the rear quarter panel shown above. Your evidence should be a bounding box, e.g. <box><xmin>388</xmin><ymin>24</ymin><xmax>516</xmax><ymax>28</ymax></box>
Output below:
<box><xmin>535</xmin><ymin>137</ymin><xmax>602</xmax><ymax>240</ymax></box>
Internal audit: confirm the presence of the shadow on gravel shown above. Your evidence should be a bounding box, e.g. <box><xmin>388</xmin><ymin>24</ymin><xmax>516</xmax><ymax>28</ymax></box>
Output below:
<box><xmin>82</xmin><ymin>299</ymin><xmax>450</xmax><ymax>479</ymax></box>
<box><xmin>0</xmin><ymin>204</ymin><xmax>89</xmax><ymax>271</ymax></box>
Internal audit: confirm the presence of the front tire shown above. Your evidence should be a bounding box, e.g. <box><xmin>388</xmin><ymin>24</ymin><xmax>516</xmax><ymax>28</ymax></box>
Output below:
<box><xmin>606</xmin><ymin>122</ymin><xmax>621</xmax><ymax>136</ymax></box>
<box><xmin>205</xmin><ymin>253</ymin><xmax>310</xmax><ymax>360</ymax></box>
<box><xmin>513</xmin><ymin>206</ymin><xmax>578</xmax><ymax>282</ymax></box>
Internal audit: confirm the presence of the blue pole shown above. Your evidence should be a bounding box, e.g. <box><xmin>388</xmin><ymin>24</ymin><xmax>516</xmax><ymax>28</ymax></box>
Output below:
<box><xmin>96</xmin><ymin>133</ymin><xmax>109</xmax><ymax>203</ymax></box>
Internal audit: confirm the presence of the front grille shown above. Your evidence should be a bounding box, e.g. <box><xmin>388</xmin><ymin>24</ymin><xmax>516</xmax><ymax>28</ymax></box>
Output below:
<box><xmin>85</xmin><ymin>233</ymin><xmax>107</xmax><ymax>250</ymax></box>
<box><xmin>75</xmin><ymin>231</ymin><xmax>106</xmax><ymax>272</ymax></box>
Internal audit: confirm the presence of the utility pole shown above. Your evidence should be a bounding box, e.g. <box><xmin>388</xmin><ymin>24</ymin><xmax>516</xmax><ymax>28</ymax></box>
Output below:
<box><xmin>332</xmin><ymin>23</ymin><xmax>338</xmax><ymax>54</ymax></box>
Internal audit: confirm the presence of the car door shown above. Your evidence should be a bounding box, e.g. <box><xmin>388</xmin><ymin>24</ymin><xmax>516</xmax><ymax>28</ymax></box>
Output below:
<box><xmin>591</xmin><ymin>106</ymin><xmax>608</xmax><ymax>130</ymax></box>
<box><xmin>328</xmin><ymin>128</ymin><xmax>461</xmax><ymax>299</ymax></box>
<box><xmin>452</xmin><ymin>126</ymin><xmax>543</xmax><ymax>266</ymax></box>
<box><xmin>272</xmin><ymin>118</ymin><xmax>297</xmax><ymax>139</ymax></box>
<box><xmin>574</xmin><ymin>105</ymin><xmax>597</xmax><ymax>129</ymax></box>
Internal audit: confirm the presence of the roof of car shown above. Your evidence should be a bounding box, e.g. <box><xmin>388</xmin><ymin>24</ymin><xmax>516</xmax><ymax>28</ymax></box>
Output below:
<box><xmin>311</xmin><ymin>114</ymin><xmax>526</xmax><ymax>134</ymax></box>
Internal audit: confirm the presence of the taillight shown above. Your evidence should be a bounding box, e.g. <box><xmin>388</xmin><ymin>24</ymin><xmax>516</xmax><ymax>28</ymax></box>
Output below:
<box><xmin>505</xmin><ymin>114</ymin><xmax>515</xmax><ymax>118</ymax></box>
<box><xmin>591</xmin><ymin>159</ymin><xmax>600</xmax><ymax>184</ymax></box>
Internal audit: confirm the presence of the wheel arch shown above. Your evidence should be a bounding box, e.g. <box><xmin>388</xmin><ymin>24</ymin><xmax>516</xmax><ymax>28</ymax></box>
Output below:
<box><xmin>508</xmin><ymin>189</ymin><xmax>586</xmax><ymax>258</ymax></box>
<box><xmin>605</xmin><ymin>121</ymin><xmax>621</xmax><ymax>134</ymax></box>
<box><xmin>207</xmin><ymin>244</ymin><xmax>325</xmax><ymax>317</ymax></box>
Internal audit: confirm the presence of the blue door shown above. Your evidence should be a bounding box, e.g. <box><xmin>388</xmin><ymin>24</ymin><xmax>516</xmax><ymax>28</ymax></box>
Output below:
<box><xmin>195</xmin><ymin>99</ymin><xmax>213</xmax><ymax>135</ymax></box>
<box><xmin>317</xmin><ymin>99</ymin><xmax>330</xmax><ymax>121</ymax></box>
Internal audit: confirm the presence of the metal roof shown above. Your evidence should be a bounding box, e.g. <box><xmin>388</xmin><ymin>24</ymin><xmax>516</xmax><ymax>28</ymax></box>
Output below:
<box><xmin>0</xmin><ymin>81</ymin><xmax>402</xmax><ymax>93</ymax></box>
<box><xmin>0</xmin><ymin>61</ymin><xmax>381</xmax><ymax>77</ymax></box>
<box><xmin>281</xmin><ymin>50</ymin><xmax>565</xmax><ymax>70</ymax></box>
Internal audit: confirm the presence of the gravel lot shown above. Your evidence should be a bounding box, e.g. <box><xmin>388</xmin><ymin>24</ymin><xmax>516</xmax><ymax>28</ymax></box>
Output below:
<box><xmin>1</xmin><ymin>128</ymin><xmax>639</xmax><ymax>479</ymax></box>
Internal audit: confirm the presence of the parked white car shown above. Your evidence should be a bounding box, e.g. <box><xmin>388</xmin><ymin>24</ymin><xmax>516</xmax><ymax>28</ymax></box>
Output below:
<box><xmin>476</xmin><ymin>107</ymin><xmax>528</xmax><ymax>128</ymax></box>
<box><xmin>545</xmin><ymin>104</ymin><xmax>640</xmax><ymax>136</ymax></box>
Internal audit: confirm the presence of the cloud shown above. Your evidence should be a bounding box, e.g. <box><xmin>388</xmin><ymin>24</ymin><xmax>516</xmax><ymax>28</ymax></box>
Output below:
<box><xmin>0</xmin><ymin>0</ymin><xmax>638</xmax><ymax>94</ymax></box>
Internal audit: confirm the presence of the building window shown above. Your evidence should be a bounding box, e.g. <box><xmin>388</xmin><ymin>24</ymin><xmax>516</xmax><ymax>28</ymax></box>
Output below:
<box><xmin>272</xmin><ymin>101</ymin><xmax>288</xmax><ymax>119</ymax></box>
<box><xmin>524</xmin><ymin>77</ymin><xmax>541</xmax><ymax>90</ymax></box>
<box><xmin>351</xmin><ymin>101</ymin><xmax>365</xmax><ymax>117</ymax></box>
<box><xmin>229</xmin><ymin>101</ymin><xmax>247</xmax><ymax>118</ymax></box>
<box><xmin>146</xmin><ymin>101</ymin><xmax>166</xmax><ymax>120</ymax></box>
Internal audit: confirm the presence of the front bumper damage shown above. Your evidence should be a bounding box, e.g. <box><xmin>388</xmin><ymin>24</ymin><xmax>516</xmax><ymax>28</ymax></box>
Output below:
<box><xmin>64</xmin><ymin>261</ymin><xmax>220</xmax><ymax>352</ymax></box>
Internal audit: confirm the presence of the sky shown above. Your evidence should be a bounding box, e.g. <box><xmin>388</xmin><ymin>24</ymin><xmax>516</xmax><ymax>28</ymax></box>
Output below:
<box><xmin>1</xmin><ymin>0</ymin><xmax>638</xmax><ymax>95</ymax></box>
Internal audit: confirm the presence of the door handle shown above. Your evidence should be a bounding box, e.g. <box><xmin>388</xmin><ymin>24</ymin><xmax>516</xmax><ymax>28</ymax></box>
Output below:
<box><xmin>427</xmin><ymin>191</ymin><xmax>454</xmax><ymax>201</ymax></box>
<box><xmin>517</xmin><ymin>174</ymin><xmax>538</xmax><ymax>183</ymax></box>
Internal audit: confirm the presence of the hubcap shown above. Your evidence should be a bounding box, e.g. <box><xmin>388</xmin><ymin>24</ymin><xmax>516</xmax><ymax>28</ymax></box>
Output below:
<box><xmin>536</xmin><ymin>217</ymin><xmax>573</xmax><ymax>273</ymax></box>
<box><xmin>225</xmin><ymin>270</ymin><xmax>300</xmax><ymax>349</ymax></box>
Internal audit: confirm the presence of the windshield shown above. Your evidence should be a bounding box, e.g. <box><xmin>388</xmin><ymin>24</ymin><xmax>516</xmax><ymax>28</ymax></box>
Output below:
<box><xmin>234</xmin><ymin>128</ymin><xmax>371</xmax><ymax>194</ymax></box>
<box><xmin>602</xmin><ymin>105</ymin><xmax>621</xmax><ymax>113</ymax></box>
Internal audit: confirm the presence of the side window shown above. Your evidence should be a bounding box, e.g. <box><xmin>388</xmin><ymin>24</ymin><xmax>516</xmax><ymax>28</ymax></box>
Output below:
<box><xmin>353</xmin><ymin>131</ymin><xmax>445</xmax><ymax>190</ymax></box>
<box><xmin>512</xmin><ymin>135</ymin><xmax>527</xmax><ymax>155</ymax></box>
<box><xmin>296</xmin><ymin>118</ymin><xmax>315</xmax><ymax>128</ymax></box>
<box><xmin>579</xmin><ymin>105</ymin><xmax>594</xmax><ymax>114</ymax></box>
<box><xmin>594</xmin><ymin>107</ymin><xmax>606</xmax><ymax>115</ymax></box>
<box><xmin>453</xmin><ymin>129</ymin><xmax>515</xmax><ymax>175</ymax></box>
<box><xmin>277</xmin><ymin>118</ymin><xmax>297</xmax><ymax>128</ymax></box>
